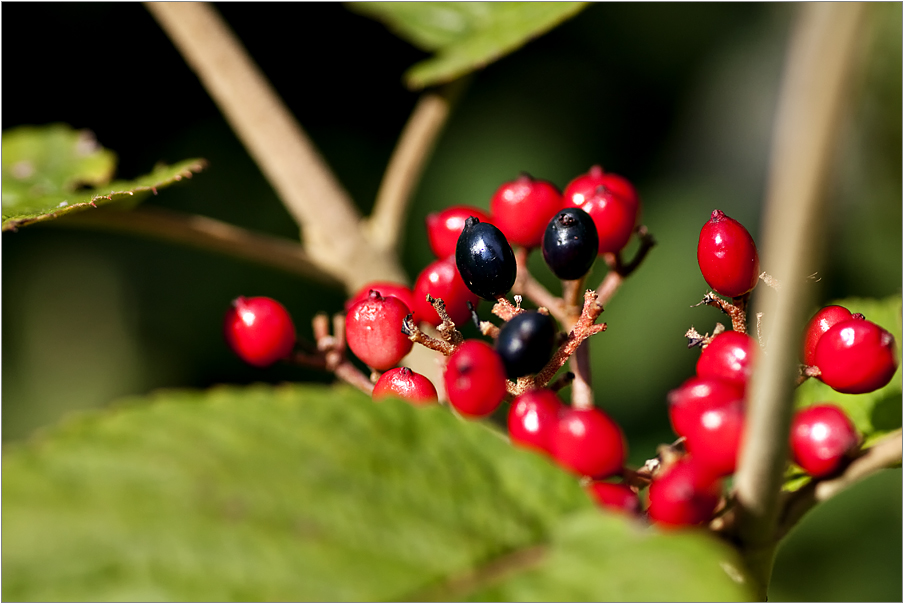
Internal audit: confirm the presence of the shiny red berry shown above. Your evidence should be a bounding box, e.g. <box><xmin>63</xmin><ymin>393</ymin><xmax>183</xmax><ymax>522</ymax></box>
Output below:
<box><xmin>507</xmin><ymin>389</ymin><xmax>565</xmax><ymax>455</ymax></box>
<box><xmin>372</xmin><ymin>367</ymin><xmax>438</xmax><ymax>405</ymax></box>
<box><xmin>667</xmin><ymin>376</ymin><xmax>745</xmax><ymax>439</ymax></box>
<box><xmin>802</xmin><ymin>305</ymin><xmax>856</xmax><ymax>366</ymax></box>
<box><xmin>346</xmin><ymin>290</ymin><xmax>413</xmax><ymax>371</ymax></box>
<box><xmin>553</xmin><ymin>407</ymin><xmax>626</xmax><ymax>479</ymax></box>
<box><xmin>813</xmin><ymin>318</ymin><xmax>898</xmax><ymax>394</ymax></box>
<box><xmin>579</xmin><ymin>186</ymin><xmax>635</xmax><ymax>254</ymax></box>
<box><xmin>489</xmin><ymin>174</ymin><xmax>563</xmax><ymax>249</ymax></box>
<box><xmin>682</xmin><ymin>397</ymin><xmax>746</xmax><ymax>478</ymax></box>
<box><xmin>346</xmin><ymin>281</ymin><xmax>416</xmax><ymax>315</ymax></box>
<box><xmin>586</xmin><ymin>481</ymin><xmax>641</xmax><ymax>515</ymax></box>
<box><xmin>697</xmin><ymin>209</ymin><xmax>760</xmax><ymax>298</ymax></box>
<box><xmin>790</xmin><ymin>404</ymin><xmax>859</xmax><ymax>478</ymax></box>
<box><xmin>412</xmin><ymin>256</ymin><xmax>480</xmax><ymax>327</ymax></box>
<box><xmin>696</xmin><ymin>331</ymin><xmax>756</xmax><ymax>390</ymax></box>
<box><xmin>225</xmin><ymin>296</ymin><xmax>297</xmax><ymax>367</ymax></box>
<box><xmin>444</xmin><ymin>340</ymin><xmax>507</xmax><ymax>418</ymax></box>
<box><xmin>564</xmin><ymin>165</ymin><xmax>640</xmax><ymax>219</ymax></box>
<box><xmin>425</xmin><ymin>205</ymin><xmax>492</xmax><ymax>259</ymax></box>
<box><xmin>647</xmin><ymin>458</ymin><xmax>722</xmax><ymax>528</ymax></box>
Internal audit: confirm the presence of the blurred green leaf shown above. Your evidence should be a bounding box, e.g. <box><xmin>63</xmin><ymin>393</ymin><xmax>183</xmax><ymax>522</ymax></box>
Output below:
<box><xmin>2</xmin><ymin>123</ymin><xmax>205</xmax><ymax>231</ymax></box>
<box><xmin>351</xmin><ymin>2</ymin><xmax>588</xmax><ymax>89</ymax></box>
<box><xmin>793</xmin><ymin>295</ymin><xmax>902</xmax><ymax>445</ymax></box>
<box><xmin>3</xmin><ymin>384</ymin><xmax>749</xmax><ymax>601</ymax></box>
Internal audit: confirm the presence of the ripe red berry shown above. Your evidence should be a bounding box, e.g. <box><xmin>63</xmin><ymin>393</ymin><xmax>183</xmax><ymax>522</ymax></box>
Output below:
<box><xmin>507</xmin><ymin>389</ymin><xmax>565</xmax><ymax>455</ymax></box>
<box><xmin>697</xmin><ymin>209</ymin><xmax>760</xmax><ymax>298</ymax></box>
<box><xmin>696</xmin><ymin>331</ymin><xmax>756</xmax><ymax>390</ymax></box>
<box><xmin>647</xmin><ymin>458</ymin><xmax>722</xmax><ymax>528</ymax></box>
<box><xmin>802</xmin><ymin>305</ymin><xmax>855</xmax><ymax>366</ymax></box>
<box><xmin>790</xmin><ymin>404</ymin><xmax>859</xmax><ymax>478</ymax></box>
<box><xmin>489</xmin><ymin>174</ymin><xmax>563</xmax><ymax>249</ymax></box>
<box><xmin>224</xmin><ymin>296</ymin><xmax>296</xmax><ymax>367</ymax></box>
<box><xmin>586</xmin><ymin>481</ymin><xmax>641</xmax><ymax>516</ymax></box>
<box><xmin>346</xmin><ymin>281</ymin><xmax>416</xmax><ymax>315</ymax></box>
<box><xmin>813</xmin><ymin>318</ymin><xmax>898</xmax><ymax>394</ymax></box>
<box><xmin>425</xmin><ymin>205</ymin><xmax>492</xmax><ymax>259</ymax></box>
<box><xmin>412</xmin><ymin>256</ymin><xmax>480</xmax><ymax>327</ymax></box>
<box><xmin>372</xmin><ymin>367</ymin><xmax>438</xmax><ymax>405</ymax></box>
<box><xmin>667</xmin><ymin>376</ymin><xmax>745</xmax><ymax>439</ymax></box>
<box><xmin>345</xmin><ymin>290</ymin><xmax>413</xmax><ymax>371</ymax></box>
<box><xmin>444</xmin><ymin>340</ymin><xmax>508</xmax><ymax>418</ymax></box>
<box><xmin>681</xmin><ymin>397</ymin><xmax>746</xmax><ymax>478</ymax></box>
<box><xmin>564</xmin><ymin>165</ymin><xmax>640</xmax><ymax>219</ymax></box>
<box><xmin>553</xmin><ymin>407</ymin><xmax>626</xmax><ymax>479</ymax></box>
<box><xmin>579</xmin><ymin>186</ymin><xmax>635</xmax><ymax>254</ymax></box>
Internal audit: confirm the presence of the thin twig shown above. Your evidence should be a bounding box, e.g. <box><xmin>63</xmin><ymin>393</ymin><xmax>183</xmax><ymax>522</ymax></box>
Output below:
<box><xmin>365</xmin><ymin>83</ymin><xmax>465</xmax><ymax>253</ymax></box>
<box><xmin>732</xmin><ymin>4</ymin><xmax>867</xmax><ymax>598</ymax></box>
<box><xmin>60</xmin><ymin>206</ymin><xmax>342</xmax><ymax>288</ymax></box>
<box><xmin>145</xmin><ymin>2</ymin><xmax>405</xmax><ymax>291</ymax></box>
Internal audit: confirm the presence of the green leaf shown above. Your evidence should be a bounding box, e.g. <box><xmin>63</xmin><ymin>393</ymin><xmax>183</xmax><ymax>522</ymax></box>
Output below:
<box><xmin>3</xmin><ymin>384</ymin><xmax>750</xmax><ymax>601</ymax></box>
<box><xmin>793</xmin><ymin>295</ymin><xmax>903</xmax><ymax>446</ymax></box>
<box><xmin>351</xmin><ymin>2</ymin><xmax>588</xmax><ymax>89</ymax></box>
<box><xmin>2</xmin><ymin>123</ymin><xmax>206</xmax><ymax>231</ymax></box>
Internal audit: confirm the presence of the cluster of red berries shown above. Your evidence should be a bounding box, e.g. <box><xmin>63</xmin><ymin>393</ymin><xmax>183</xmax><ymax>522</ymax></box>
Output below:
<box><xmin>221</xmin><ymin>173</ymin><xmax>897</xmax><ymax>530</ymax></box>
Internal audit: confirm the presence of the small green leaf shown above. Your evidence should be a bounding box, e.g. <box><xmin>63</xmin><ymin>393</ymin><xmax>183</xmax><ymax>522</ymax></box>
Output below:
<box><xmin>3</xmin><ymin>384</ymin><xmax>749</xmax><ymax>601</ymax></box>
<box><xmin>2</xmin><ymin>123</ymin><xmax>206</xmax><ymax>231</ymax></box>
<box><xmin>352</xmin><ymin>2</ymin><xmax>588</xmax><ymax>89</ymax></box>
<box><xmin>793</xmin><ymin>295</ymin><xmax>902</xmax><ymax>445</ymax></box>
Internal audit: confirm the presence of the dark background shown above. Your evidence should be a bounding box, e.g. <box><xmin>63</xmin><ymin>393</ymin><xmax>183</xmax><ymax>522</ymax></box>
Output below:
<box><xmin>3</xmin><ymin>3</ymin><xmax>901</xmax><ymax>600</ymax></box>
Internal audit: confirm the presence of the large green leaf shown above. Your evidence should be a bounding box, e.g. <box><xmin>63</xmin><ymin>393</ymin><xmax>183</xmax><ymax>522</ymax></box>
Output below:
<box><xmin>2</xmin><ymin>123</ymin><xmax>205</xmax><ymax>231</ymax></box>
<box><xmin>793</xmin><ymin>295</ymin><xmax>903</xmax><ymax>446</ymax></box>
<box><xmin>351</xmin><ymin>2</ymin><xmax>588</xmax><ymax>89</ymax></box>
<box><xmin>3</xmin><ymin>384</ymin><xmax>750</xmax><ymax>601</ymax></box>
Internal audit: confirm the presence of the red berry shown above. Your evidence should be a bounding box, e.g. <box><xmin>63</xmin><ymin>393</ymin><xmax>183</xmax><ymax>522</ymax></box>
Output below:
<box><xmin>802</xmin><ymin>305</ymin><xmax>855</xmax><ymax>366</ymax></box>
<box><xmin>579</xmin><ymin>186</ymin><xmax>635</xmax><ymax>254</ymax></box>
<box><xmin>553</xmin><ymin>407</ymin><xmax>626</xmax><ymax>479</ymax></box>
<box><xmin>507</xmin><ymin>389</ymin><xmax>565</xmax><ymax>455</ymax></box>
<box><xmin>667</xmin><ymin>376</ymin><xmax>745</xmax><ymax>438</ymax></box>
<box><xmin>696</xmin><ymin>331</ymin><xmax>757</xmax><ymax>389</ymax></box>
<box><xmin>425</xmin><ymin>205</ymin><xmax>492</xmax><ymax>259</ymax></box>
<box><xmin>411</xmin><ymin>257</ymin><xmax>480</xmax><ymax>327</ymax></box>
<box><xmin>813</xmin><ymin>318</ymin><xmax>898</xmax><ymax>394</ymax></box>
<box><xmin>345</xmin><ymin>290</ymin><xmax>413</xmax><ymax>371</ymax></box>
<box><xmin>372</xmin><ymin>367</ymin><xmax>438</xmax><ymax>405</ymax></box>
<box><xmin>682</xmin><ymin>397</ymin><xmax>746</xmax><ymax>478</ymax></box>
<box><xmin>647</xmin><ymin>459</ymin><xmax>722</xmax><ymax>528</ymax></box>
<box><xmin>564</xmin><ymin>165</ymin><xmax>640</xmax><ymax>219</ymax></box>
<box><xmin>697</xmin><ymin>209</ymin><xmax>760</xmax><ymax>298</ymax></box>
<box><xmin>586</xmin><ymin>481</ymin><xmax>641</xmax><ymax>515</ymax></box>
<box><xmin>489</xmin><ymin>174</ymin><xmax>563</xmax><ymax>249</ymax></box>
<box><xmin>224</xmin><ymin>296</ymin><xmax>296</xmax><ymax>367</ymax></box>
<box><xmin>346</xmin><ymin>281</ymin><xmax>416</xmax><ymax>315</ymax></box>
<box><xmin>790</xmin><ymin>404</ymin><xmax>859</xmax><ymax>478</ymax></box>
<box><xmin>444</xmin><ymin>340</ymin><xmax>507</xmax><ymax>418</ymax></box>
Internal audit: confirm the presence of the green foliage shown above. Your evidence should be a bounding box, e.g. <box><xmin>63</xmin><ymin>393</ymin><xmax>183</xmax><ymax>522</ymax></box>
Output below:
<box><xmin>3</xmin><ymin>384</ymin><xmax>749</xmax><ymax>601</ymax></box>
<box><xmin>352</xmin><ymin>2</ymin><xmax>588</xmax><ymax>89</ymax></box>
<box><xmin>2</xmin><ymin>123</ymin><xmax>205</xmax><ymax>231</ymax></box>
<box><xmin>793</xmin><ymin>295</ymin><xmax>903</xmax><ymax>445</ymax></box>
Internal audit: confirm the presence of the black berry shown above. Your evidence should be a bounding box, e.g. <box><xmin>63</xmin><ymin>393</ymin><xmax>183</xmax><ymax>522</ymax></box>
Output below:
<box><xmin>542</xmin><ymin>208</ymin><xmax>599</xmax><ymax>280</ymax></box>
<box><xmin>495</xmin><ymin>310</ymin><xmax>556</xmax><ymax>379</ymax></box>
<box><xmin>455</xmin><ymin>216</ymin><xmax>517</xmax><ymax>300</ymax></box>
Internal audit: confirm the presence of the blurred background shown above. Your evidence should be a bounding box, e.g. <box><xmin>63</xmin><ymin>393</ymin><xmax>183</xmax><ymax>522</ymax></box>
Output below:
<box><xmin>2</xmin><ymin>3</ymin><xmax>900</xmax><ymax>600</ymax></box>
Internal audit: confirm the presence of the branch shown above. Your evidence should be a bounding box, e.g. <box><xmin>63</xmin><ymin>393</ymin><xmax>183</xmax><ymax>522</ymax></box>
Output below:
<box><xmin>364</xmin><ymin>82</ymin><xmax>465</xmax><ymax>253</ymax></box>
<box><xmin>60</xmin><ymin>206</ymin><xmax>342</xmax><ymax>288</ymax></box>
<box><xmin>731</xmin><ymin>3</ymin><xmax>867</xmax><ymax>597</ymax></box>
<box><xmin>145</xmin><ymin>2</ymin><xmax>405</xmax><ymax>291</ymax></box>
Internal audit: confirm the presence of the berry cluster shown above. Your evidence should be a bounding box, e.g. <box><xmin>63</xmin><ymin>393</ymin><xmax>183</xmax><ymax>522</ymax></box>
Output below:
<box><xmin>221</xmin><ymin>175</ymin><xmax>897</xmax><ymax>530</ymax></box>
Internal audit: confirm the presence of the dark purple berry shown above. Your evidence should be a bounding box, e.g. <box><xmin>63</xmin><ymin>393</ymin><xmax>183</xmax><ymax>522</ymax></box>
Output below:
<box><xmin>455</xmin><ymin>216</ymin><xmax>517</xmax><ymax>301</ymax></box>
<box><xmin>542</xmin><ymin>208</ymin><xmax>599</xmax><ymax>280</ymax></box>
<box><xmin>495</xmin><ymin>310</ymin><xmax>556</xmax><ymax>379</ymax></box>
